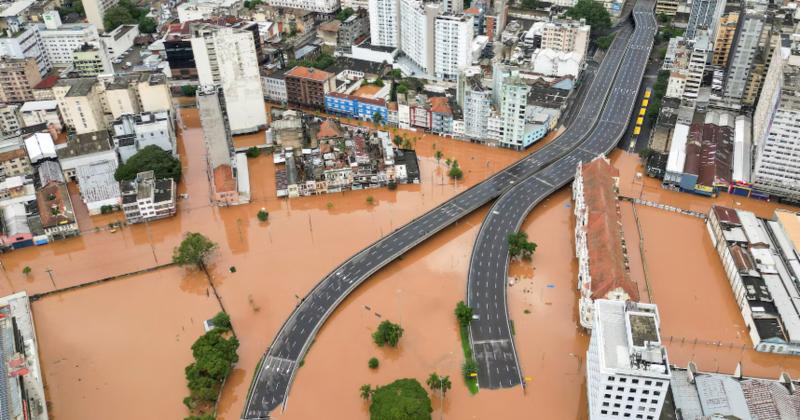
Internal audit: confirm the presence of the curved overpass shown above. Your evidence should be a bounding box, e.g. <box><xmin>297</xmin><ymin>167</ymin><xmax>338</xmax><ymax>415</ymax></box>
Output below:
<box><xmin>241</xmin><ymin>9</ymin><xmax>652</xmax><ymax>419</ymax></box>
<box><xmin>466</xmin><ymin>0</ymin><xmax>657</xmax><ymax>390</ymax></box>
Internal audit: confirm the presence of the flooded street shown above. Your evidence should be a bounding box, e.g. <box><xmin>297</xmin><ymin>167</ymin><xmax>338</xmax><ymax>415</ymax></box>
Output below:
<box><xmin>14</xmin><ymin>106</ymin><xmax>800</xmax><ymax>420</ymax></box>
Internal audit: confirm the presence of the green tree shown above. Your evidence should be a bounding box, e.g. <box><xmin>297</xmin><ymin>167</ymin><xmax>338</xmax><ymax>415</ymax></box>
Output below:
<box><xmin>366</xmin><ymin>195</ymin><xmax>375</xmax><ymax>205</ymax></box>
<box><xmin>638</xmin><ymin>147</ymin><xmax>656</xmax><ymax>161</ymax></box>
<box><xmin>445</xmin><ymin>158</ymin><xmax>452</xmax><ymax>168</ymax></box>
<box><xmin>138</xmin><ymin>16</ymin><xmax>157</xmax><ymax>33</ymax></box>
<box><xmin>369</xmin><ymin>378</ymin><xmax>432</xmax><ymax>420</ymax></box>
<box><xmin>434</xmin><ymin>150</ymin><xmax>443</xmax><ymax>164</ymax></box>
<box><xmin>22</xmin><ymin>266</ymin><xmax>31</xmax><ymax>276</ymax></box>
<box><xmin>185</xmin><ymin>415</ymin><xmax>215</xmax><ymax>420</ymax></box>
<box><xmin>181</xmin><ymin>85</ymin><xmax>197</xmax><ymax>96</ymax></box>
<box><xmin>368</xmin><ymin>357</ymin><xmax>379</xmax><ymax>369</ymax></box>
<box><xmin>448</xmin><ymin>161</ymin><xmax>463</xmax><ymax>180</ymax></box>
<box><xmin>103</xmin><ymin>5</ymin><xmax>134</xmax><ymax>32</ymax></box>
<box><xmin>426</xmin><ymin>373</ymin><xmax>452</xmax><ymax>399</ymax></box>
<box><xmin>520</xmin><ymin>0</ymin><xmax>540</xmax><ymax>9</ymax></box>
<box><xmin>210</xmin><ymin>311</ymin><xmax>232</xmax><ymax>331</ymax></box>
<box><xmin>564</xmin><ymin>0</ymin><xmax>612</xmax><ymax>35</ymax></box>
<box><xmin>387</xmin><ymin>181</ymin><xmax>397</xmax><ymax>191</ymax></box>
<box><xmin>372</xmin><ymin>111</ymin><xmax>383</xmax><ymax>126</ymax></box>
<box><xmin>337</xmin><ymin>7</ymin><xmax>355</xmax><ymax>21</ymax></box>
<box><xmin>246</xmin><ymin>146</ymin><xmax>261</xmax><ymax>158</ymax></box>
<box><xmin>257</xmin><ymin>209</ymin><xmax>269</xmax><ymax>222</ymax></box>
<box><xmin>172</xmin><ymin>232</ymin><xmax>217</xmax><ymax>269</ymax></box>
<box><xmin>393</xmin><ymin>135</ymin><xmax>403</xmax><ymax>147</ymax></box>
<box><xmin>360</xmin><ymin>384</ymin><xmax>373</xmax><ymax>400</ymax></box>
<box><xmin>594</xmin><ymin>33</ymin><xmax>616</xmax><ymax>50</ymax></box>
<box><xmin>462</xmin><ymin>358</ymin><xmax>478</xmax><ymax>380</ymax></box>
<box><xmin>114</xmin><ymin>145</ymin><xmax>182</xmax><ymax>183</ymax></box>
<box><xmin>372</xmin><ymin>320</ymin><xmax>404</xmax><ymax>347</ymax></box>
<box><xmin>507</xmin><ymin>231</ymin><xmax>537</xmax><ymax>260</ymax></box>
<box><xmin>184</xmin><ymin>328</ymin><xmax>239</xmax><ymax>409</ymax></box>
<box><xmin>454</xmin><ymin>301</ymin><xmax>473</xmax><ymax>327</ymax></box>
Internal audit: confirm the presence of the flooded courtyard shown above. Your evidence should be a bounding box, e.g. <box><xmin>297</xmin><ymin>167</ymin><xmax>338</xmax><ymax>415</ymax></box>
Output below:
<box><xmin>9</xmin><ymin>107</ymin><xmax>800</xmax><ymax>419</ymax></box>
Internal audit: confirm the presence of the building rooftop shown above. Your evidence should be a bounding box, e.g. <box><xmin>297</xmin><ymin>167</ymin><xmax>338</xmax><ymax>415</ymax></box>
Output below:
<box><xmin>594</xmin><ymin>300</ymin><xmax>669</xmax><ymax>375</ymax></box>
<box><xmin>19</xmin><ymin>100</ymin><xmax>57</xmax><ymax>113</ymax></box>
<box><xmin>33</xmin><ymin>75</ymin><xmax>59</xmax><ymax>90</ymax></box>
<box><xmin>285</xmin><ymin>66</ymin><xmax>334</xmax><ymax>82</ymax></box>
<box><xmin>774</xmin><ymin>209</ymin><xmax>800</xmax><ymax>250</ymax></box>
<box><xmin>76</xmin><ymin>161</ymin><xmax>120</xmax><ymax>204</ymax></box>
<box><xmin>56</xmin><ymin>131</ymin><xmax>112</xmax><ymax>160</ymax></box>
<box><xmin>57</xmin><ymin>78</ymin><xmax>97</xmax><ymax>97</ymax></box>
<box><xmin>581</xmin><ymin>158</ymin><xmax>640</xmax><ymax>302</ymax></box>
<box><xmin>36</xmin><ymin>181</ymin><xmax>75</xmax><ymax>228</ymax></box>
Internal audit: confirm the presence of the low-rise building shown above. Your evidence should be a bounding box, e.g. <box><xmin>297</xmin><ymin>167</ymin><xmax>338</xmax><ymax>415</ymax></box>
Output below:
<box><xmin>262</xmin><ymin>70</ymin><xmax>287</xmax><ymax>104</ymax></box>
<box><xmin>120</xmin><ymin>170</ymin><xmax>176</xmax><ymax>224</ymax></box>
<box><xmin>19</xmin><ymin>100</ymin><xmax>62</xmax><ymax>132</ymax></box>
<box><xmin>110</xmin><ymin>111</ymin><xmax>176</xmax><ymax>163</ymax></box>
<box><xmin>75</xmin><ymin>160</ymin><xmax>120</xmax><ymax>215</ymax></box>
<box><xmin>325</xmin><ymin>92</ymin><xmax>389</xmax><ymax>122</ymax></box>
<box><xmin>197</xmin><ymin>87</ymin><xmax>243</xmax><ymax>205</ymax></box>
<box><xmin>55</xmin><ymin>130</ymin><xmax>117</xmax><ymax>181</ymax></box>
<box><xmin>0</xmin><ymin>148</ymin><xmax>31</xmax><ymax>178</ymax></box>
<box><xmin>0</xmin><ymin>203</ymin><xmax>33</xmax><ymax>249</ymax></box>
<box><xmin>36</xmin><ymin>181</ymin><xmax>79</xmax><ymax>240</ymax></box>
<box><xmin>0</xmin><ymin>104</ymin><xmax>22</xmax><ymax>136</ymax></box>
<box><xmin>587</xmin><ymin>300</ymin><xmax>671</xmax><ymax>420</ymax></box>
<box><xmin>285</xmin><ymin>66</ymin><xmax>336</xmax><ymax>110</ymax></box>
<box><xmin>71</xmin><ymin>43</ymin><xmax>112</xmax><ymax>77</ymax></box>
<box><xmin>573</xmin><ymin>157</ymin><xmax>639</xmax><ymax>329</ymax></box>
<box><xmin>707</xmin><ymin>206</ymin><xmax>800</xmax><ymax>355</ymax></box>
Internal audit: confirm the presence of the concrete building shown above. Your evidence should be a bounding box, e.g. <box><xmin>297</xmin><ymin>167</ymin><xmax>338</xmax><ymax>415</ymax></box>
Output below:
<box><xmin>110</xmin><ymin>111</ymin><xmax>176</xmax><ymax>163</ymax></box>
<box><xmin>191</xmin><ymin>24</ymin><xmax>267</xmax><ymax>135</ymax></box>
<box><xmin>751</xmin><ymin>41</ymin><xmax>800</xmax><ymax>201</ymax></box>
<box><xmin>38</xmin><ymin>11</ymin><xmax>101</xmax><ymax>67</ymax></box>
<box><xmin>663</xmin><ymin>35</ymin><xmax>710</xmax><ymax>102</ymax></box>
<box><xmin>72</xmin><ymin>43</ymin><xmax>112</xmax><ymax>77</ymax></box>
<box><xmin>0</xmin><ymin>57</ymin><xmax>41</xmax><ymax>104</ymax></box>
<box><xmin>262</xmin><ymin>71</ymin><xmax>288</xmax><ymax>104</ymax></box>
<box><xmin>0</xmin><ymin>25</ymin><xmax>50</xmax><ymax>76</ymax></box>
<box><xmin>0</xmin><ymin>292</ymin><xmax>49</xmax><ymax>420</ymax></box>
<box><xmin>0</xmin><ymin>148</ymin><xmax>31</xmax><ymax>178</ymax></box>
<box><xmin>36</xmin><ymin>181</ymin><xmax>79</xmax><ymax>240</ymax></box>
<box><xmin>462</xmin><ymin>79</ymin><xmax>492</xmax><ymax>142</ymax></box>
<box><xmin>655</xmin><ymin>0</ymin><xmax>678</xmax><ymax>16</ymax></box>
<box><xmin>53</xmin><ymin>78</ymin><xmax>106</xmax><ymax>134</ymax></box>
<box><xmin>120</xmin><ymin>170</ymin><xmax>176</xmax><ymax>224</ymax></box>
<box><xmin>685</xmin><ymin>0</ymin><xmax>725</xmax><ymax>41</ymax></box>
<box><xmin>24</xmin><ymin>132</ymin><xmax>57</xmax><ymax>165</ymax></box>
<box><xmin>197</xmin><ymin>87</ymin><xmax>240</xmax><ymax>205</ymax></box>
<box><xmin>540</xmin><ymin>19</ymin><xmax>590</xmax><ymax>56</ymax></box>
<box><xmin>101</xmin><ymin>73</ymin><xmax>172</xmax><ymax>120</ymax></box>
<box><xmin>342</xmin><ymin>0</ymin><xmax>369</xmax><ymax>9</ymax></box>
<box><xmin>75</xmin><ymin>159</ymin><xmax>120</xmax><ymax>215</ymax></box>
<box><xmin>499</xmin><ymin>75</ymin><xmax>529</xmax><ymax>149</ymax></box>
<box><xmin>586</xmin><ymin>299</ymin><xmax>671</xmax><ymax>420</ymax></box>
<box><xmin>573</xmin><ymin>157</ymin><xmax>639</xmax><ymax>329</ymax></box>
<box><xmin>707</xmin><ymin>206</ymin><xmax>800</xmax><ymax>355</ymax></box>
<box><xmin>684</xmin><ymin>32</ymin><xmax>711</xmax><ymax>102</ymax></box>
<box><xmin>434</xmin><ymin>14</ymin><xmax>474</xmax><ymax>80</ymax></box>
<box><xmin>56</xmin><ymin>130</ymin><xmax>117</xmax><ymax>181</ymax></box>
<box><xmin>267</xmin><ymin>0</ymin><xmax>339</xmax><ymax>13</ymax></box>
<box><xmin>337</xmin><ymin>11</ymin><xmax>369</xmax><ymax>53</ymax></box>
<box><xmin>285</xmin><ymin>66</ymin><xmax>335</xmax><ymax>109</ymax></box>
<box><xmin>368</xmin><ymin>0</ymin><xmax>399</xmax><ymax>48</ymax></box>
<box><xmin>177</xmin><ymin>0</ymin><xmax>243</xmax><ymax>23</ymax></box>
<box><xmin>19</xmin><ymin>100</ymin><xmax>61</xmax><ymax>132</ymax></box>
<box><xmin>399</xmin><ymin>0</ymin><xmax>440</xmax><ymax>75</ymax></box>
<box><xmin>712</xmin><ymin>12</ymin><xmax>739</xmax><ymax>67</ymax></box>
<box><xmin>82</xmin><ymin>0</ymin><xmax>119</xmax><ymax>32</ymax></box>
<box><xmin>722</xmin><ymin>3</ymin><xmax>766</xmax><ymax>105</ymax></box>
<box><xmin>0</xmin><ymin>104</ymin><xmax>21</xmax><ymax>136</ymax></box>
<box><xmin>99</xmin><ymin>24</ymin><xmax>138</xmax><ymax>60</ymax></box>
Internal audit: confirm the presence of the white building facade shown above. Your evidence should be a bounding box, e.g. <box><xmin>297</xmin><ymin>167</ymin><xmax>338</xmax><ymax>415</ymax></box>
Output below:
<box><xmin>434</xmin><ymin>15</ymin><xmax>474</xmax><ymax>81</ymax></box>
<box><xmin>38</xmin><ymin>11</ymin><xmax>101</xmax><ymax>67</ymax></box>
<box><xmin>587</xmin><ymin>300</ymin><xmax>671</xmax><ymax>420</ymax></box>
<box><xmin>399</xmin><ymin>0</ymin><xmax>440</xmax><ymax>75</ymax></box>
<box><xmin>0</xmin><ymin>26</ymin><xmax>51</xmax><ymax>76</ymax></box>
<box><xmin>267</xmin><ymin>0</ymin><xmax>339</xmax><ymax>13</ymax></box>
<box><xmin>499</xmin><ymin>76</ymin><xmax>530</xmax><ymax>149</ymax></box>
<box><xmin>368</xmin><ymin>0</ymin><xmax>399</xmax><ymax>48</ymax></box>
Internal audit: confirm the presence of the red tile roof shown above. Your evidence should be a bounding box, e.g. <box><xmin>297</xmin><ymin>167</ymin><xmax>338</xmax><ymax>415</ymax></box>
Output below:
<box><xmin>286</xmin><ymin>66</ymin><xmax>334</xmax><ymax>82</ymax></box>
<box><xmin>317</xmin><ymin>120</ymin><xmax>342</xmax><ymax>139</ymax></box>
<box><xmin>34</xmin><ymin>75</ymin><xmax>59</xmax><ymax>90</ymax></box>
<box><xmin>429</xmin><ymin>96</ymin><xmax>452</xmax><ymax>115</ymax></box>
<box><xmin>581</xmin><ymin>158</ymin><xmax>640</xmax><ymax>302</ymax></box>
<box><xmin>36</xmin><ymin>181</ymin><xmax>73</xmax><ymax>228</ymax></box>
<box><xmin>464</xmin><ymin>7</ymin><xmax>481</xmax><ymax>14</ymax></box>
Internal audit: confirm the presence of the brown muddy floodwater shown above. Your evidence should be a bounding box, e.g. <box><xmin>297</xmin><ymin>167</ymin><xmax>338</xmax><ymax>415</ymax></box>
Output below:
<box><xmin>15</xmin><ymin>109</ymin><xmax>800</xmax><ymax>420</ymax></box>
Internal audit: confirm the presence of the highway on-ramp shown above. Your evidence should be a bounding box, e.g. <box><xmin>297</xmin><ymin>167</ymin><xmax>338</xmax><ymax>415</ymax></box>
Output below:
<box><xmin>466</xmin><ymin>0</ymin><xmax>657</xmax><ymax>390</ymax></box>
<box><xmin>241</xmin><ymin>4</ymin><xmax>654</xmax><ymax>418</ymax></box>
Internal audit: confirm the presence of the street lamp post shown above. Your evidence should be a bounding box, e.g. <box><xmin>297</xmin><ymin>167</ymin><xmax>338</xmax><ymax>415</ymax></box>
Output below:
<box><xmin>45</xmin><ymin>268</ymin><xmax>56</xmax><ymax>290</ymax></box>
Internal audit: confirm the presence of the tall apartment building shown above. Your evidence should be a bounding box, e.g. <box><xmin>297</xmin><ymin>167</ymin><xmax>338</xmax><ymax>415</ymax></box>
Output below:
<box><xmin>53</xmin><ymin>78</ymin><xmax>106</xmax><ymax>134</ymax></box>
<box><xmin>82</xmin><ymin>0</ymin><xmax>119</xmax><ymax>32</ymax></box>
<box><xmin>655</xmin><ymin>0</ymin><xmax>678</xmax><ymax>16</ymax></box>
<box><xmin>399</xmin><ymin>0</ymin><xmax>441</xmax><ymax>75</ymax></box>
<box><xmin>751</xmin><ymin>42</ymin><xmax>800</xmax><ymax>201</ymax></box>
<box><xmin>541</xmin><ymin>19</ymin><xmax>590</xmax><ymax>57</ymax></box>
<box><xmin>191</xmin><ymin>24</ymin><xmax>267</xmax><ymax>135</ymax></box>
<box><xmin>0</xmin><ymin>26</ymin><xmax>51</xmax><ymax>76</ymax></box>
<box><xmin>285</xmin><ymin>66</ymin><xmax>335</xmax><ymax>109</ymax></box>
<box><xmin>342</xmin><ymin>0</ymin><xmax>369</xmax><ymax>9</ymax></box>
<box><xmin>499</xmin><ymin>76</ymin><xmax>530</xmax><ymax>150</ymax></box>
<box><xmin>0</xmin><ymin>58</ymin><xmax>42</xmax><ymax>104</ymax></box>
<box><xmin>586</xmin><ymin>300</ymin><xmax>671</xmax><ymax>420</ymax></box>
<box><xmin>711</xmin><ymin>12</ymin><xmax>738</xmax><ymax>68</ymax></box>
<box><xmin>368</xmin><ymin>0</ymin><xmax>399</xmax><ymax>47</ymax></box>
<box><xmin>685</xmin><ymin>0</ymin><xmax>725</xmax><ymax>40</ymax></box>
<box><xmin>177</xmin><ymin>0</ymin><xmax>244</xmax><ymax>23</ymax></box>
<box><xmin>267</xmin><ymin>0</ymin><xmax>339</xmax><ymax>13</ymax></box>
<box><xmin>434</xmin><ymin>15</ymin><xmax>474</xmax><ymax>80</ymax></box>
<box><xmin>722</xmin><ymin>3</ymin><xmax>766</xmax><ymax>105</ymax></box>
<box><xmin>443</xmin><ymin>0</ymin><xmax>463</xmax><ymax>13</ymax></box>
<box><xmin>683</xmin><ymin>32</ymin><xmax>711</xmax><ymax>102</ymax></box>
<box><xmin>462</xmin><ymin>81</ymin><xmax>492</xmax><ymax>142</ymax></box>
<box><xmin>0</xmin><ymin>105</ymin><xmax>21</xmax><ymax>136</ymax></box>
<box><xmin>38</xmin><ymin>11</ymin><xmax>101</xmax><ymax>67</ymax></box>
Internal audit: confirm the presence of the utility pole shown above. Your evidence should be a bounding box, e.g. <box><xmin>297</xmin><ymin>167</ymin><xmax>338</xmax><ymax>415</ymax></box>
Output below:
<box><xmin>45</xmin><ymin>268</ymin><xmax>56</xmax><ymax>290</ymax></box>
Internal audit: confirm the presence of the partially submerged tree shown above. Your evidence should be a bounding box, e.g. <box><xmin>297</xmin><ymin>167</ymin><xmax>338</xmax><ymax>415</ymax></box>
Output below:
<box><xmin>507</xmin><ymin>231</ymin><xmax>537</xmax><ymax>260</ymax></box>
<box><xmin>454</xmin><ymin>301</ymin><xmax>474</xmax><ymax>327</ymax></box>
<box><xmin>369</xmin><ymin>378</ymin><xmax>432</xmax><ymax>420</ymax></box>
<box><xmin>173</xmin><ymin>232</ymin><xmax>217</xmax><ymax>270</ymax></box>
<box><xmin>372</xmin><ymin>320</ymin><xmax>404</xmax><ymax>347</ymax></box>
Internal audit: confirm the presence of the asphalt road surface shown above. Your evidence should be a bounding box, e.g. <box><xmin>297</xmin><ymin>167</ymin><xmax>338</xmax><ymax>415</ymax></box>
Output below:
<box><xmin>242</xmin><ymin>2</ymin><xmax>655</xmax><ymax>417</ymax></box>
<box><xmin>466</xmin><ymin>0</ymin><xmax>657</xmax><ymax>391</ymax></box>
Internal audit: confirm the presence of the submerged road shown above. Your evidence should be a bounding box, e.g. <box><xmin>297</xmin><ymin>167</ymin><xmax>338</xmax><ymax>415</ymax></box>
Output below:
<box><xmin>466</xmin><ymin>0</ymin><xmax>657</xmax><ymax>390</ymax></box>
<box><xmin>242</xmin><ymin>4</ymin><xmax>654</xmax><ymax>417</ymax></box>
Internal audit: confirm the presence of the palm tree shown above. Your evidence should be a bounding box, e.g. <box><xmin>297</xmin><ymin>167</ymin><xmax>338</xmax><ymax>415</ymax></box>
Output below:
<box><xmin>426</xmin><ymin>372</ymin><xmax>441</xmax><ymax>392</ymax></box>
<box><xmin>434</xmin><ymin>150</ymin><xmax>443</xmax><ymax>165</ymax></box>
<box><xmin>359</xmin><ymin>384</ymin><xmax>372</xmax><ymax>400</ymax></box>
<box><xmin>439</xmin><ymin>375</ymin><xmax>452</xmax><ymax>397</ymax></box>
